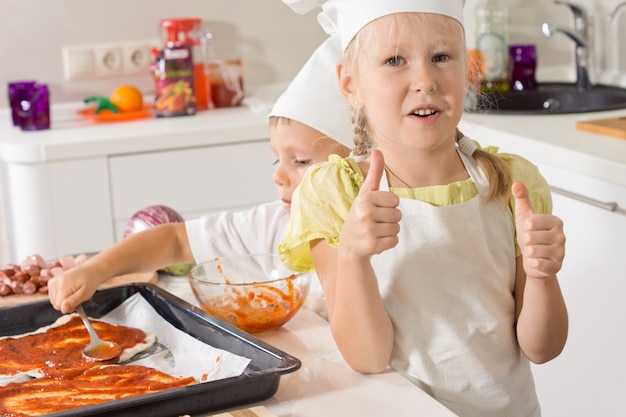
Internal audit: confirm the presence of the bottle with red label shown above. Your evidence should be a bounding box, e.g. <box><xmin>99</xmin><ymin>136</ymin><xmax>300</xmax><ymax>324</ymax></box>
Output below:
<box><xmin>159</xmin><ymin>18</ymin><xmax>213</xmax><ymax>111</ymax></box>
<box><xmin>151</xmin><ymin>44</ymin><xmax>196</xmax><ymax>117</ymax></box>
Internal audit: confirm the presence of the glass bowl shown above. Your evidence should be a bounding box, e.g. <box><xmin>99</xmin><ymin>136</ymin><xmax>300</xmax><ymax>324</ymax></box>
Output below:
<box><xmin>187</xmin><ymin>254</ymin><xmax>310</xmax><ymax>333</ymax></box>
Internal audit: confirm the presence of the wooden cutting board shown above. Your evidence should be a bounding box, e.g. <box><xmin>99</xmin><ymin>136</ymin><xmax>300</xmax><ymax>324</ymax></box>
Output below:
<box><xmin>0</xmin><ymin>271</ymin><xmax>157</xmax><ymax>308</ymax></box>
<box><xmin>576</xmin><ymin>116</ymin><xmax>626</xmax><ymax>139</ymax></box>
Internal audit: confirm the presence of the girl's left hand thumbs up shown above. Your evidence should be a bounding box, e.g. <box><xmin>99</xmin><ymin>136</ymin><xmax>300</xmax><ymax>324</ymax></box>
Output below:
<box><xmin>512</xmin><ymin>182</ymin><xmax>566</xmax><ymax>279</ymax></box>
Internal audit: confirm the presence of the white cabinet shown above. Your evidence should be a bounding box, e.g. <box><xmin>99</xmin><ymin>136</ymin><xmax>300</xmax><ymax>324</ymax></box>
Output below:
<box><xmin>0</xmin><ymin>105</ymin><xmax>275</xmax><ymax>262</ymax></box>
<box><xmin>2</xmin><ymin>157</ymin><xmax>114</xmax><ymax>262</ymax></box>
<box><xmin>1</xmin><ymin>139</ymin><xmax>275</xmax><ymax>262</ymax></box>
<box><xmin>109</xmin><ymin>140</ymin><xmax>275</xmax><ymax>240</ymax></box>
<box><xmin>528</xmin><ymin>162</ymin><xmax>626</xmax><ymax>417</ymax></box>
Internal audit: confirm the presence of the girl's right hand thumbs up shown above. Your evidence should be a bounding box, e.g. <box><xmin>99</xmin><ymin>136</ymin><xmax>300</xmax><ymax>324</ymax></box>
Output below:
<box><xmin>361</xmin><ymin>148</ymin><xmax>386</xmax><ymax>192</ymax></box>
<box><xmin>340</xmin><ymin>150</ymin><xmax>402</xmax><ymax>259</ymax></box>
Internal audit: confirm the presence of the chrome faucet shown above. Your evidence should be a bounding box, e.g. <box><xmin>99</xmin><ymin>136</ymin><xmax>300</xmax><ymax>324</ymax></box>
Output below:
<box><xmin>542</xmin><ymin>0</ymin><xmax>592</xmax><ymax>90</ymax></box>
<box><xmin>608</xmin><ymin>1</ymin><xmax>626</xmax><ymax>21</ymax></box>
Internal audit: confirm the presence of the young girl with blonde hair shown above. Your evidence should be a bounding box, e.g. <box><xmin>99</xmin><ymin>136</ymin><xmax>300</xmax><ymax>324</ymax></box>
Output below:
<box><xmin>279</xmin><ymin>1</ymin><xmax>568</xmax><ymax>416</ymax></box>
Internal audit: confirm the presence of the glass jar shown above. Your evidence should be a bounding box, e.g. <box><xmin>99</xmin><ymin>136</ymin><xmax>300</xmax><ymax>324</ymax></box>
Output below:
<box><xmin>208</xmin><ymin>59</ymin><xmax>244</xmax><ymax>108</ymax></box>
<box><xmin>474</xmin><ymin>0</ymin><xmax>510</xmax><ymax>93</ymax></box>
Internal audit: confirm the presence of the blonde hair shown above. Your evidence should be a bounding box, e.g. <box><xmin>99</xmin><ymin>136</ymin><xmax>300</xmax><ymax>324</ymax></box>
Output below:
<box><xmin>343</xmin><ymin>13</ymin><xmax>511</xmax><ymax>202</ymax></box>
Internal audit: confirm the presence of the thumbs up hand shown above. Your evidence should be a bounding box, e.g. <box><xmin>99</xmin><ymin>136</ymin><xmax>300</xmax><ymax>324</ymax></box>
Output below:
<box><xmin>340</xmin><ymin>149</ymin><xmax>402</xmax><ymax>260</ymax></box>
<box><xmin>512</xmin><ymin>182</ymin><xmax>565</xmax><ymax>279</ymax></box>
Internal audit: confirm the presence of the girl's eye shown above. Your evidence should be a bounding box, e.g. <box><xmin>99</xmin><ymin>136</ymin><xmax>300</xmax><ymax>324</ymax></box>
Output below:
<box><xmin>272</xmin><ymin>159</ymin><xmax>279</xmax><ymax>166</ymax></box>
<box><xmin>433</xmin><ymin>54</ymin><xmax>450</xmax><ymax>63</ymax></box>
<box><xmin>385</xmin><ymin>56</ymin><xmax>405</xmax><ymax>67</ymax></box>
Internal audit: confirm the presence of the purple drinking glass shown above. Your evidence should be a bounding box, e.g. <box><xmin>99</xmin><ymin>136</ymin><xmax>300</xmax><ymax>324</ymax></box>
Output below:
<box><xmin>9</xmin><ymin>82</ymin><xmax>51</xmax><ymax>131</ymax></box>
<box><xmin>8</xmin><ymin>81</ymin><xmax>36</xmax><ymax>126</ymax></box>
<box><xmin>509</xmin><ymin>44</ymin><xmax>537</xmax><ymax>91</ymax></box>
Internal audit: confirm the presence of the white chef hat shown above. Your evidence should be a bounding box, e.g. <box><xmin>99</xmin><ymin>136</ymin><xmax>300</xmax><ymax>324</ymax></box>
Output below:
<box><xmin>269</xmin><ymin>34</ymin><xmax>353</xmax><ymax>148</ymax></box>
<box><xmin>283</xmin><ymin>0</ymin><xmax>466</xmax><ymax>51</ymax></box>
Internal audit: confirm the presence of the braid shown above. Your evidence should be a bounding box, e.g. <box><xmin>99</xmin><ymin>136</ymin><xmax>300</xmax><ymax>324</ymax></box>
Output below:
<box><xmin>353</xmin><ymin>107</ymin><xmax>373</xmax><ymax>156</ymax></box>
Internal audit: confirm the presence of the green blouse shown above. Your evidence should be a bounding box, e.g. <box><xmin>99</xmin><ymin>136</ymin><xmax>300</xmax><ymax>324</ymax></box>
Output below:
<box><xmin>279</xmin><ymin>144</ymin><xmax>552</xmax><ymax>273</ymax></box>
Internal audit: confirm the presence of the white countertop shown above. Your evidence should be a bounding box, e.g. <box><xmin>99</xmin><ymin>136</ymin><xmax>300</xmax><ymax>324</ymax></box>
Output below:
<box><xmin>460</xmin><ymin>109</ymin><xmax>626</xmax><ymax>188</ymax></box>
<box><xmin>158</xmin><ymin>274</ymin><xmax>458</xmax><ymax>417</ymax></box>
<box><xmin>0</xmin><ymin>101</ymin><xmax>272</xmax><ymax>164</ymax></box>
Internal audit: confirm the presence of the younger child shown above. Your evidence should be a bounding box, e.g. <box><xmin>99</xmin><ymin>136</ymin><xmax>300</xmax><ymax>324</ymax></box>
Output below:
<box><xmin>279</xmin><ymin>1</ymin><xmax>568</xmax><ymax>416</ymax></box>
<box><xmin>48</xmin><ymin>35</ymin><xmax>352</xmax><ymax>315</ymax></box>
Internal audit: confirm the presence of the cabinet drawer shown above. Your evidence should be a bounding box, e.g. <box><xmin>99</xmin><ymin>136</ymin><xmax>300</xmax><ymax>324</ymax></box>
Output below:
<box><xmin>109</xmin><ymin>140</ymin><xmax>276</xmax><ymax>228</ymax></box>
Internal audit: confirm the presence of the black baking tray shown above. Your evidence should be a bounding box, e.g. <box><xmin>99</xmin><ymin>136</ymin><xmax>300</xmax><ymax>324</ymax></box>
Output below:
<box><xmin>0</xmin><ymin>283</ymin><xmax>301</xmax><ymax>417</ymax></box>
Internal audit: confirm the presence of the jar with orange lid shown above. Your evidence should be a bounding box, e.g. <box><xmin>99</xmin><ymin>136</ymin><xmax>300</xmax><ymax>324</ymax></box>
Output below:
<box><xmin>160</xmin><ymin>18</ymin><xmax>213</xmax><ymax>111</ymax></box>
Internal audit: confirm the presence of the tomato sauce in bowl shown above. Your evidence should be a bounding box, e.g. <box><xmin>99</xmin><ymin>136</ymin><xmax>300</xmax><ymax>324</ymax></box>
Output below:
<box><xmin>188</xmin><ymin>254</ymin><xmax>311</xmax><ymax>333</ymax></box>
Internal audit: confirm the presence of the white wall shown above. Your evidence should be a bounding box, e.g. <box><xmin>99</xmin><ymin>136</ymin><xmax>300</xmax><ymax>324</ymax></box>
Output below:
<box><xmin>2</xmin><ymin>0</ymin><xmax>625</xmax><ymax>109</ymax></box>
<box><xmin>0</xmin><ymin>0</ymin><xmax>328</xmax><ymax>108</ymax></box>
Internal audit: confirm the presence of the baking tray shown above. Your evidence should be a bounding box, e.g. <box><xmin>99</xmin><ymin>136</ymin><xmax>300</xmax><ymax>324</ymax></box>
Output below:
<box><xmin>0</xmin><ymin>283</ymin><xmax>301</xmax><ymax>417</ymax></box>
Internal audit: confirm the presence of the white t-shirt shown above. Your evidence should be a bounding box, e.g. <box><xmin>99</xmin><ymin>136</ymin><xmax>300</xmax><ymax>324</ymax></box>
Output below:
<box><xmin>185</xmin><ymin>200</ymin><xmax>288</xmax><ymax>263</ymax></box>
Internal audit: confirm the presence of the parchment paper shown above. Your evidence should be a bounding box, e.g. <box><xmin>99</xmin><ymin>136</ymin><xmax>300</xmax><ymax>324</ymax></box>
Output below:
<box><xmin>102</xmin><ymin>293</ymin><xmax>251</xmax><ymax>382</ymax></box>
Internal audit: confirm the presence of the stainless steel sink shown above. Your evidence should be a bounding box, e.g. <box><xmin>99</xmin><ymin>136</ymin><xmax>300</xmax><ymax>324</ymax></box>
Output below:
<box><xmin>467</xmin><ymin>83</ymin><xmax>626</xmax><ymax>115</ymax></box>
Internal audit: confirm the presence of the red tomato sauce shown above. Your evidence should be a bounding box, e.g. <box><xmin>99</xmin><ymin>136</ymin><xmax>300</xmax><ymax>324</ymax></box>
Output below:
<box><xmin>0</xmin><ymin>315</ymin><xmax>145</xmax><ymax>378</ymax></box>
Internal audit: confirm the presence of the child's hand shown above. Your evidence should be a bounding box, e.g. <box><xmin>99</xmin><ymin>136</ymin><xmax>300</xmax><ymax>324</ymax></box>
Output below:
<box><xmin>340</xmin><ymin>149</ymin><xmax>401</xmax><ymax>260</ymax></box>
<box><xmin>48</xmin><ymin>267</ymin><xmax>101</xmax><ymax>314</ymax></box>
<box><xmin>513</xmin><ymin>182</ymin><xmax>565</xmax><ymax>279</ymax></box>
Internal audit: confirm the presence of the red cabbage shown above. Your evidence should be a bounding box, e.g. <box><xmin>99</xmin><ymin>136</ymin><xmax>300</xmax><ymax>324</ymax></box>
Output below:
<box><xmin>123</xmin><ymin>205</ymin><xmax>185</xmax><ymax>238</ymax></box>
<box><xmin>123</xmin><ymin>205</ymin><xmax>194</xmax><ymax>275</ymax></box>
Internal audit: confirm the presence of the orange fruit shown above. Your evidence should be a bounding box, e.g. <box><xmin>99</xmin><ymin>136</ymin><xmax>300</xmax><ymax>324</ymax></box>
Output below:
<box><xmin>110</xmin><ymin>85</ymin><xmax>143</xmax><ymax>112</ymax></box>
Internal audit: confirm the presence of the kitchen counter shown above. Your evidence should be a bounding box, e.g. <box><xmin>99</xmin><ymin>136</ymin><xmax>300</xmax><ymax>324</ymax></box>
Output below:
<box><xmin>0</xmin><ymin>101</ymin><xmax>271</xmax><ymax>164</ymax></box>
<box><xmin>460</xmin><ymin>109</ymin><xmax>626</xmax><ymax>189</ymax></box>
<box><xmin>158</xmin><ymin>274</ymin><xmax>458</xmax><ymax>417</ymax></box>
<box><xmin>2</xmin><ymin>99</ymin><xmax>625</xmax><ymax>187</ymax></box>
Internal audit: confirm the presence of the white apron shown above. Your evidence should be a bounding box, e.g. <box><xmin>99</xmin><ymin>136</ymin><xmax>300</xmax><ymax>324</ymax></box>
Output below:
<box><xmin>372</xmin><ymin>149</ymin><xmax>540</xmax><ymax>417</ymax></box>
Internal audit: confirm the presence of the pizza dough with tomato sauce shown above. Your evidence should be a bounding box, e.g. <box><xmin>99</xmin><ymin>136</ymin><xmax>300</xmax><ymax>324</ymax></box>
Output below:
<box><xmin>0</xmin><ymin>313</ymin><xmax>156</xmax><ymax>382</ymax></box>
<box><xmin>0</xmin><ymin>364</ymin><xmax>195</xmax><ymax>416</ymax></box>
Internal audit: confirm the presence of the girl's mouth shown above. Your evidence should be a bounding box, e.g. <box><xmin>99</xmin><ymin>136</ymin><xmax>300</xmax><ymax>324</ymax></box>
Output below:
<box><xmin>411</xmin><ymin>108</ymin><xmax>437</xmax><ymax>117</ymax></box>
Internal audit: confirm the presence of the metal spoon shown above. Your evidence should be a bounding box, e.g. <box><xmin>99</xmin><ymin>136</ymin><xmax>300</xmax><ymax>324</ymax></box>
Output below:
<box><xmin>75</xmin><ymin>304</ymin><xmax>122</xmax><ymax>361</ymax></box>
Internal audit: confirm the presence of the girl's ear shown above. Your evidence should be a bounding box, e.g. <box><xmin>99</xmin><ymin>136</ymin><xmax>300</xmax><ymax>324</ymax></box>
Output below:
<box><xmin>337</xmin><ymin>61</ymin><xmax>358</xmax><ymax>108</ymax></box>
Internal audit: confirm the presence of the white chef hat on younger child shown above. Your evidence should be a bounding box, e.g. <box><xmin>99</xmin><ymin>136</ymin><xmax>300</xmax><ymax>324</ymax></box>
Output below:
<box><xmin>283</xmin><ymin>0</ymin><xmax>466</xmax><ymax>52</ymax></box>
<box><xmin>269</xmin><ymin>34</ymin><xmax>353</xmax><ymax>148</ymax></box>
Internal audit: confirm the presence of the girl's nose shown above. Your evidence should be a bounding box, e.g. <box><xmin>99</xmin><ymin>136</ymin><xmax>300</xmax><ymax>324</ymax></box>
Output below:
<box><xmin>410</xmin><ymin>66</ymin><xmax>437</xmax><ymax>93</ymax></box>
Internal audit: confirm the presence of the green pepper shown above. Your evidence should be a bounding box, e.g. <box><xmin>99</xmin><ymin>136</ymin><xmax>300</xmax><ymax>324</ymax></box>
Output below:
<box><xmin>84</xmin><ymin>96</ymin><xmax>119</xmax><ymax>114</ymax></box>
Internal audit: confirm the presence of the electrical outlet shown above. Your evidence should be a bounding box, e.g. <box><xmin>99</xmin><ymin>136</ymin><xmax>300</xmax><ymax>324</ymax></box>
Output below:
<box><xmin>62</xmin><ymin>46</ymin><xmax>96</xmax><ymax>80</ymax></box>
<box><xmin>93</xmin><ymin>44</ymin><xmax>124</xmax><ymax>77</ymax></box>
<box><xmin>122</xmin><ymin>41</ymin><xmax>154</xmax><ymax>74</ymax></box>
<box><xmin>63</xmin><ymin>39</ymin><xmax>161</xmax><ymax>80</ymax></box>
